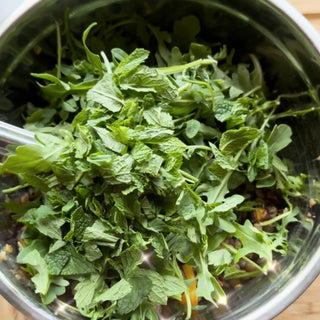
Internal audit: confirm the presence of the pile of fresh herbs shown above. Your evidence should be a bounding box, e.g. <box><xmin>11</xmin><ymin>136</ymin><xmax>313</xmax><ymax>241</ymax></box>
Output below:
<box><xmin>0</xmin><ymin>15</ymin><xmax>318</xmax><ymax>320</ymax></box>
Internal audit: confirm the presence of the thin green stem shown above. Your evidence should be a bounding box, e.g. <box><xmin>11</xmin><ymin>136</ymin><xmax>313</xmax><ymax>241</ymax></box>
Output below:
<box><xmin>210</xmin><ymin>146</ymin><xmax>245</xmax><ymax>204</ymax></box>
<box><xmin>55</xmin><ymin>21</ymin><xmax>62</xmax><ymax>79</ymax></box>
<box><xmin>270</xmin><ymin>106</ymin><xmax>320</xmax><ymax>120</ymax></box>
<box><xmin>2</xmin><ymin>184</ymin><xmax>29</xmax><ymax>194</ymax></box>
<box><xmin>56</xmin><ymin>299</ymin><xmax>79</xmax><ymax>313</ymax></box>
<box><xmin>259</xmin><ymin>196</ymin><xmax>292</xmax><ymax>227</ymax></box>
<box><xmin>178</xmin><ymin>83</ymin><xmax>191</xmax><ymax>93</ymax></box>
<box><xmin>179</xmin><ymin>169</ymin><xmax>199</xmax><ymax>183</ymax></box>
<box><xmin>100</xmin><ymin>51</ymin><xmax>112</xmax><ymax>74</ymax></box>
<box><xmin>182</xmin><ymin>76</ymin><xmax>215</xmax><ymax>109</ymax></box>
<box><xmin>222</xmin><ymin>242</ymin><xmax>266</xmax><ymax>274</ymax></box>
<box><xmin>64</xmin><ymin>8</ymin><xmax>76</xmax><ymax>61</ymax></box>
<box><xmin>160</xmin><ymin>59</ymin><xmax>215</xmax><ymax>75</ymax></box>
<box><xmin>242</xmin><ymin>85</ymin><xmax>262</xmax><ymax>98</ymax></box>
<box><xmin>171</xmin><ymin>258</ymin><xmax>192</xmax><ymax>319</ymax></box>
<box><xmin>74</xmin><ymin>171</ymin><xmax>84</xmax><ymax>185</ymax></box>
<box><xmin>248</xmin><ymin>100</ymin><xmax>279</xmax><ymax>118</ymax></box>
<box><xmin>187</xmin><ymin>145</ymin><xmax>212</xmax><ymax>152</ymax></box>
<box><xmin>172</xmin><ymin>113</ymin><xmax>196</xmax><ymax>124</ymax></box>
<box><xmin>104</xmin><ymin>18</ymin><xmax>138</xmax><ymax>36</ymax></box>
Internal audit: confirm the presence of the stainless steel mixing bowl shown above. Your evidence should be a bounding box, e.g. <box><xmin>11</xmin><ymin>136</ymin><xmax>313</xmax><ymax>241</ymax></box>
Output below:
<box><xmin>0</xmin><ymin>1</ymin><xmax>320</xmax><ymax>319</ymax></box>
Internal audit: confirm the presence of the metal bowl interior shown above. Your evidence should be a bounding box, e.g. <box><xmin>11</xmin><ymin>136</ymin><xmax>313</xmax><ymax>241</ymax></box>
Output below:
<box><xmin>0</xmin><ymin>1</ymin><xmax>320</xmax><ymax>320</ymax></box>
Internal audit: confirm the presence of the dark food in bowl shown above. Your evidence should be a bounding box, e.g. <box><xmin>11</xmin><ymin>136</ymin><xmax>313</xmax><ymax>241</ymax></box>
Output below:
<box><xmin>0</xmin><ymin>1</ymin><xmax>320</xmax><ymax>320</ymax></box>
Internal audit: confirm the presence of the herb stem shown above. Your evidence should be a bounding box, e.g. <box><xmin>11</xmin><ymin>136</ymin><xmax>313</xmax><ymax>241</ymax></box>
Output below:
<box><xmin>75</xmin><ymin>171</ymin><xmax>85</xmax><ymax>185</ymax></box>
<box><xmin>182</xmin><ymin>77</ymin><xmax>215</xmax><ymax>108</ymax></box>
<box><xmin>270</xmin><ymin>106</ymin><xmax>320</xmax><ymax>120</ymax></box>
<box><xmin>104</xmin><ymin>18</ymin><xmax>138</xmax><ymax>35</ymax></box>
<box><xmin>56</xmin><ymin>299</ymin><xmax>79</xmax><ymax>313</ymax></box>
<box><xmin>277</xmin><ymin>91</ymin><xmax>310</xmax><ymax>100</ymax></box>
<box><xmin>64</xmin><ymin>8</ymin><xmax>76</xmax><ymax>60</ymax></box>
<box><xmin>160</xmin><ymin>59</ymin><xmax>215</xmax><ymax>75</ymax></box>
<box><xmin>172</xmin><ymin>113</ymin><xmax>196</xmax><ymax>124</ymax></box>
<box><xmin>178</xmin><ymin>83</ymin><xmax>191</xmax><ymax>93</ymax></box>
<box><xmin>259</xmin><ymin>197</ymin><xmax>293</xmax><ymax>226</ymax></box>
<box><xmin>209</xmin><ymin>146</ymin><xmax>245</xmax><ymax>204</ymax></box>
<box><xmin>222</xmin><ymin>242</ymin><xmax>266</xmax><ymax>274</ymax></box>
<box><xmin>171</xmin><ymin>258</ymin><xmax>192</xmax><ymax>319</ymax></box>
<box><xmin>242</xmin><ymin>85</ymin><xmax>262</xmax><ymax>98</ymax></box>
<box><xmin>100</xmin><ymin>51</ymin><xmax>112</xmax><ymax>74</ymax></box>
<box><xmin>248</xmin><ymin>100</ymin><xmax>279</xmax><ymax>118</ymax></box>
<box><xmin>55</xmin><ymin>21</ymin><xmax>62</xmax><ymax>79</ymax></box>
<box><xmin>187</xmin><ymin>145</ymin><xmax>212</xmax><ymax>152</ymax></box>
<box><xmin>179</xmin><ymin>169</ymin><xmax>199</xmax><ymax>183</ymax></box>
<box><xmin>2</xmin><ymin>184</ymin><xmax>29</xmax><ymax>194</ymax></box>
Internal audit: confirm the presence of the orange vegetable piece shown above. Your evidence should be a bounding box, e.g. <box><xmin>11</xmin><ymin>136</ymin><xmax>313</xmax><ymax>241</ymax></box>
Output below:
<box><xmin>180</xmin><ymin>264</ymin><xmax>199</xmax><ymax>319</ymax></box>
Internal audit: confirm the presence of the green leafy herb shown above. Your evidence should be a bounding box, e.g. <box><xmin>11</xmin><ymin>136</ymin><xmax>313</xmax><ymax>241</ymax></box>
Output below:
<box><xmin>2</xmin><ymin>15</ymin><xmax>319</xmax><ymax>320</ymax></box>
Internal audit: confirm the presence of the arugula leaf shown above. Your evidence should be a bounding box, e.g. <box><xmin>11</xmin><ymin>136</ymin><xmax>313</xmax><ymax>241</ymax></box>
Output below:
<box><xmin>82</xmin><ymin>22</ymin><xmax>103</xmax><ymax>75</ymax></box>
<box><xmin>213</xmin><ymin>194</ymin><xmax>245</xmax><ymax>212</ymax></box>
<box><xmin>232</xmin><ymin>220</ymin><xmax>273</xmax><ymax>267</ymax></box>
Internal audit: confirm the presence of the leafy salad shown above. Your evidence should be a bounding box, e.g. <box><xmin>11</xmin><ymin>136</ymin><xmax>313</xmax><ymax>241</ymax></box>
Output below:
<box><xmin>0</xmin><ymin>15</ymin><xmax>319</xmax><ymax>320</ymax></box>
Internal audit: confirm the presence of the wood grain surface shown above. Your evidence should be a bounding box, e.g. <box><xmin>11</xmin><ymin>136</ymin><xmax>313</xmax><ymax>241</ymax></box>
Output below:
<box><xmin>1</xmin><ymin>0</ymin><xmax>320</xmax><ymax>319</ymax></box>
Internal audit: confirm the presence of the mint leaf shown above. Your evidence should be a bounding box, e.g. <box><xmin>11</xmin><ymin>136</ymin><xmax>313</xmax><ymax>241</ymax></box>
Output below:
<box><xmin>162</xmin><ymin>275</ymin><xmax>186</xmax><ymax>300</ymax></box>
<box><xmin>82</xmin><ymin>220</ymin><xmax>119</xmax><ymax>247</ymax></box>
<box><xmin>64</xmin><ymin>206</ymin><xmax>95</xmax><ymax>242</ymax></box>
<box><xmin>60</xmin><ymin>245</ymin><xmax>96</xmax><ymax>276</ymax></box>
<box><xmin>18</xmin><ymin>249</ymin><xmax>50</xmax><ymax>295</ymax></box>
<box><xmin>95</xmin><ymin>279</ymin><xmax>132</xmax><ymax>302</ymax></box>
<box><xmin>115</xmin><ymin>48</ymin><xmax>150</xmax><ymax>78</ymax></box>
<box><xmin>74</xmin><ymin>274</ymin><xmax>105</xmax><ymax>310</ymax></box>
<box><xmin>41</xmin><ymin>278</ymin><xmax>69</xmax><ymax>304</ymax></box>
<box><xmin>94</xmin><ymin>126</ymin><xmax>127</xmax><ymax>154</ymax></box>
<box><xmin>116</xmin><ymin>272</ymin><xmax>152</xmax><ymax>315</ymax></box>
<box><xmin>219</xmin><ymin>127</ymin><xmax>260</xmax><ymax>155</ymax></box>
<box><xmin>143</xmin><ymin>107</ymin><xmax>174</xmax><ymax>128</ymax></box>
<box><xmin>45</xmin><ymin>247</ymin><xmax>70</xmax><ymax>275</ymax></box>
<box><xmin>19</xmin><ymin>205</ymin><xmax>65</xmax><ymax>240</ymax></box>
<box><xmin>87</xmin><ymin>74</ymin><xmax>123</xmax><ymax>112</ymax></box>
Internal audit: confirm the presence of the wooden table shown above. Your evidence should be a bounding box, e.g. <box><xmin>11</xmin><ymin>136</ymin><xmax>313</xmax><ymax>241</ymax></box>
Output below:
<box><xmin>1</xmin><ymin>0</ymin><xmax>320</xmax><ymax>319</ymax></box>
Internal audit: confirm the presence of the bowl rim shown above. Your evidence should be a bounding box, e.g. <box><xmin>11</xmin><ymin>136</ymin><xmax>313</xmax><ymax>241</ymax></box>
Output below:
<box><xmin>0</xmin><ymin>0</ymin><xmax>40</xmax><ymax>39</ymax></box>
<box><xmin>0</xmin><ymin>1</ymin><xmax>320</xmax><ymax>320</ymax></box>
